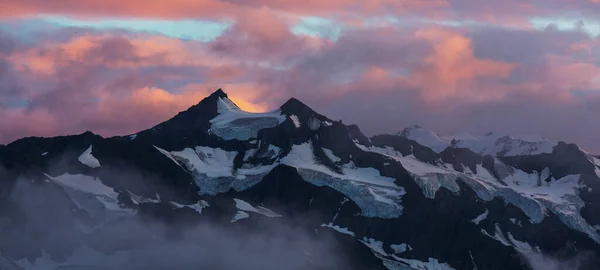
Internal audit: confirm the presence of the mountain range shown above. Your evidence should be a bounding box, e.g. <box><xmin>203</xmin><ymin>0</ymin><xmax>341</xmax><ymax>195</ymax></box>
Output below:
<box><xmin>0</xmin><ymin>89</ymin><xmax>599</xmax><ymax>270</ymax></box>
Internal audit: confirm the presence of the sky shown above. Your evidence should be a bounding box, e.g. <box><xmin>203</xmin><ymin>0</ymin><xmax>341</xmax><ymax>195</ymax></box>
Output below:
<box><xmin>0</xmin><ymin>1</ymin><xmax>600</xmax><ymax>152</ymax></box>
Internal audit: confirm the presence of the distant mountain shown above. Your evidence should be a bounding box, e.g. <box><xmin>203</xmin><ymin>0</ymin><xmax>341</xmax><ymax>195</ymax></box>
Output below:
<box><xmin>0</xmin><ymin>89</ymin><xmax>598</xmax><ymax>270</ymax></box>
<box><xmin>395</xmin><ymin>125</ymin><xmax>555</xmax><ymax>156</ymax></box>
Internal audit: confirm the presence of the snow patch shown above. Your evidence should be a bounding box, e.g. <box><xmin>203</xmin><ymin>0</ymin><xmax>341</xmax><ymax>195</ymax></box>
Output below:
<box><xmin>323</xmin><ymin>148</ymin><xmax>341</xmax><ymax>163</ymax></box>
<box><xmin>45</xmin><ymin>173</ymin><xmax>133</xmax><ymax>226</ymax></box>
<box><xmin>360</xmin><ymin>238</ymin><xmax>387</xmax><ymax>256</ymax></box>
<box><xmin>383</xmin><ymin>257</ymin><xmax>456</xmax><ymax>270</ymax></box>
<box><xmin>482</xmin><ymin>223</ymin><xmax>542</xmax><ymax>258</ymax></box>
<box><xmin>41</xmin><ymin>152</ymin><xmax>48</xmax><ymax>156</ymax></box>
<box><xmin>170</xmin><ymin>200</ymin><xmax>210</xmax><ymax>214</ymax></box>
<box><xmin>153</xmin><ymin>145</ymin><xmax>185</xmax><ymax>169</ymax></box>
<box><xmin>290</xmin><ymin>115</ymin><xmax>301</xmax><ymax>128</ymax></box>
<box><xmin>390</xmin><ymin>244</ymin><xmax>408</xmax><ymax>254</ymax></box>
<box><xmin>471</xmin><ymin>209</ymin><xmax>488</xmax><ymax>225</ymax></box>
<box><xmin>321</xmin><ymin>223</ymin><xmax>355</xmax><ymax>237</ymax></box>
<box><xmin>171</xmin><ymin>147</ymin><xmax>236</xmax><ymax>178</ymax></box>
<box><xmin>231</xmin><ymin>211</ymin><xmax>250</xmax><ymax>223</ymax></box>
<box><xmin>46</xmin><ymin>173</ymin><xmax>116</xmax><ymax>197</ymax></box>
<box><xmin>78</xmin><ymin>145</ymin><xmax>101</xmax><ymax>168</ymax></box>
<box><xmin>233</xmin><ymin>198</ymin><xmax>282</xmax><ymax>218</ymax></box>
<box><xmin>129</xmin><ymin>134</ymin><xmax>137</xmax><ymax>140</ymax></box>
<box><xmin>128</xmin><ymin>191</ymin><xmax>160</xmax><ymax>205</ymax></box>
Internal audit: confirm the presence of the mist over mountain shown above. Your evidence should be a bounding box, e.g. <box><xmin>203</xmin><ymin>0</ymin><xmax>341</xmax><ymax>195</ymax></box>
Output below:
<box><xmin>0</xmin><ymin>89</ymin><xmax>599</xmax><ymax>270</ymax></box>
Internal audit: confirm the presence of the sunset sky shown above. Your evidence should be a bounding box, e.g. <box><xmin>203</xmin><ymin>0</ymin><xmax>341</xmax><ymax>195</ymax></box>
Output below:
<box><xmin>1</xmin><ymin>0</ymin><xmax>599</xmax><ymax>151</ymax></box>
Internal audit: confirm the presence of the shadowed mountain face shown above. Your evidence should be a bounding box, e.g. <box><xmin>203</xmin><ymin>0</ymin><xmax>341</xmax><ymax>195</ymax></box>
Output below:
<box><xmin>0</xmin><ymin>89</ymin><xmax>599</xmax><ymax>270</ymax></box>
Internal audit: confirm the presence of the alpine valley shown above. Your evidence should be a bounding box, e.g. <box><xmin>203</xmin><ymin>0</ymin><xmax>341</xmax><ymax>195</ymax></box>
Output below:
<box><xmin>0</xmin><ymin>89</ymin><xmax>599</xmax><ymax>270</ymax></box>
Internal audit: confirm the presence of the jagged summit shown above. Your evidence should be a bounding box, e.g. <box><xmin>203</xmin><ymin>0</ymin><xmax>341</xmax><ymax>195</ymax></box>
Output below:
<box><xmin>279</xmin><ymin>97</ymin><xmax>315</xmax><ymax>116</ymax></box>
<box><xmin>209</xmin><ymin>88</ymin><xmax>227</xmax><ymax>99</ymax></box>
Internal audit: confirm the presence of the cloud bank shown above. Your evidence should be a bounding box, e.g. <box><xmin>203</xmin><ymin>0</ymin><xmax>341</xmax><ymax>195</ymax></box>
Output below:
<box><xmin>1</xmin><ymin>1</ymin><xmax>600</xmax><ymax>152</ymax></box>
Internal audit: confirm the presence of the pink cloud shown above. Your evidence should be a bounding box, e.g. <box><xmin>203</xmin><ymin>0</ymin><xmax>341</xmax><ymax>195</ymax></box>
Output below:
<box><xmin>0</xmin><ymin>0</ymin><xmax>448</xmax><ymax>19</ymax></box>
<box><xmin>2</xmin><ymin>15</ymin><xmax>600</xmax><ymax>153</ymax></box>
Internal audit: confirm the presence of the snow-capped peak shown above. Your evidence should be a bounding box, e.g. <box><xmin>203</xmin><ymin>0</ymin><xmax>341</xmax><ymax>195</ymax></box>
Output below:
<box><xmin>395</xmin><ymin>125</ymin><xmax>555</xmax><ymax>157</ymax></box>
<box><xmin>209</xmin><ymin>97</ymin><xmax>286</xmax><ymax>141</ymax></box>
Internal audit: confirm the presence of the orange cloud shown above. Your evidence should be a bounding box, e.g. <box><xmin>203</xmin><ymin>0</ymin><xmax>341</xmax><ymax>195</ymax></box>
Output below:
<box><xmin>410</xmin><ymin>27</ymin><xmax>516</xmax><ymax>102</ymax></box>
<box><xmin>7</xmin><ymin>34</ymin><xmax>239</xmax><ymax>76</ymax></box>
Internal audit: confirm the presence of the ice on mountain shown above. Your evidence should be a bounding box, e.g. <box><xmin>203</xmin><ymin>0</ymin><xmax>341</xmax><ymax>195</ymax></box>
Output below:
<box><xmin>233</xmin><ymin>198</ymin><xmax>282</xmax><ymax>218</ymax></box>
<box><xmin>255</xmin><ymin>144</ymin><xmax>281</xmax><ymax>159</ymax></box>
<box><xmin>231</xmin><ymin>211</ymin><xmax>250</xmax><ymax>223</ymax></box>
<box><xmin>47</xmin><ymin>173</ymin><xmax>116</xmax><ymax>197</ymax></box>
<box><xmin>507</xmin><ymin>232</ymin><xmax>540</xmax><ymax>254</ymax></box>
<box><xmin>397</xmin><ymin>125</ymin><xmax>555</xmax><ymax>156</ymax></box>
<box><xmin>308</xmin><ymin>117</ymin><xmax>321</xmax><ymax>131</ymax></box>
<box><xmin>209</xmin><ymin>97</ymin><xmax>285</xmax><ymax>141</ymax></box>
<box><xmin>129</xmin><ymin>134</ymin><xmax>137</xmax><ymax>140</ymax></box>
<box><xmin>170</xmin><ymin>200</ymin><xmax>210</xmax><ymax>214</ymax></box>
<box><xmin>538</xmin><ymin>194</ymin><xmax>600</xmax><ymax>243</ymax></box>
<box><xmin>295</xmin><ymin>168</ymin><xmax>404</xmax><ymax>218</ymax></box>
<box><xmin>482</xmin><ymin>223</ymin><xmax>542</xmax><ymax>257</ymax></box>
<box><xmin>321</xmin><ymin>223</ymin><xmax>356</xmax><ymax>237</ymax></box>
<box><xmin>390</xmin><ymin>244</ymin><xmax>408</xmax><ymax>254</ymax></box>
<box><xmin>471</xmin><ymin>209</ymin><xmax>488</xmax><ymax>225</ymax></box>
<box><xmin>358</xmin><ymin>143</ymin><xmax>600</xmax><ymax>243</ymax></box>
<box><xmin>166</xmin><ymin>146</ymin><xmax>275</xmax><ymax>195</ymax></box>
<box><xmin>128</xmin><ymin>191</ymin><xmax>160</xmax><ymax>205</ymax></box>
<box><xmin>375</xmin><ymin>249</ymin><xmax>455</xmax><ymax>270</ymax></box>
<box><xmin>360</xmin><ymin>237</ymin><xmax>387</xmax><ymax>256</ymax></box>
<box><xmin>362</xmin><ymin>147</ymin><xmax>460</xmax><ymax>199</ymax></box>
<box><xmin>398</xmin><ymin>125</ymin><xmax>449</xmax><ymax>153</ymax></box>
<box><xmin>583</xmin><ymin>153</ymin><xmax>600</xmax><ymax>179</ymax></box>
<box><xmin>41</xmin><ymin>152</ymin><xmax>48</xmax><ymax>156</ymax></box>
<box><xmin>153</xmin><ymin>145</ymin><xmax>185</xmax><ymax>170</ymax></box>
<box><xmin>78</xmin><ymin>145</ymin><xmax>101</xmax><ymax>168</ymax></box>
<box><xmin>282</xmin><ymin>143</ymin><xmax>405</xmax><ymax>218</ymax></box>
<box><xmin>323</xmin><ymin>148</ymin><xmax>341</xmax><ymax>163</ymax></box>
<box><xmin>481</xmin><ymin>223</ymin><xmax>511</xmax><ymax>246</ymax></box>
<box><xmin>171</xmin><ymin>147</ymin><xmax>236</xmax><ymax>178</ymax></box>
<box><xmin>290</xmin><ymin>115</ymin><xmax>301</xmax><ymax>128</ymax></box>
<box><xmin>243</xmin><ymin>149</ymin><xmax>257</xmax><ymax>161</ymax></box>
<box><xmin>540</xmin><ymin>167</ymin><xmax>551</xmax><ymax>181</ymax></box>
<box><xmin>45</xmin><ymin>173</ymin><xmax>134</xmax><ymax>222</ymax></box>
<box><xmin>383</xmin><ymin>256</ymin><xmax>456</xmax><ymax>270</ymax></box>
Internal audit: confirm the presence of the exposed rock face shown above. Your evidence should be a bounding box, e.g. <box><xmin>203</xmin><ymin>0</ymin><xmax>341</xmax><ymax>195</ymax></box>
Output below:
<box><xmin>0</xmin><ymin>89</ymin><xmax>598</xmax><ymax>270</ymax></box>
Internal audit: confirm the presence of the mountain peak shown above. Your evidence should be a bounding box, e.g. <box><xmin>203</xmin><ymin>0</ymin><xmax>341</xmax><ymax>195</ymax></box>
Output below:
<box><xmin>280</xmin><ymin>97</ymin><xmax>314</xmax><ymax>116</ymax></box>
<box><xmin>207</xmin><ymin>88</ymin><xmax>228</xmax><ymax>100</ymax></box>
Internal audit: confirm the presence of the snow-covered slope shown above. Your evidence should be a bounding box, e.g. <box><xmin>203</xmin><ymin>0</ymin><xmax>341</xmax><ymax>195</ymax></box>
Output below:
<box><xmin>356</xmin><ymin>144</ymin><xmax>600</xmax><ymax>244</ymax></box>
<box><xmin>396</xmin><ymin>125</ymin><xmax>555</xmax><ymax>156</ymax></box>
<box><xmin>209</xmin><ymin>97</ymin><xmax>286</xmax><ymax>140</ymax></box>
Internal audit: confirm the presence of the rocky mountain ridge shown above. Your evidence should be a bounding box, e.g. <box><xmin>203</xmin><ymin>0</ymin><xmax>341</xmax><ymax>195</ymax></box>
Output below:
<box><xmin>0</xmin><ymin>89</ymin><xmax>598</xmax><ymax>270</ymax></box>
